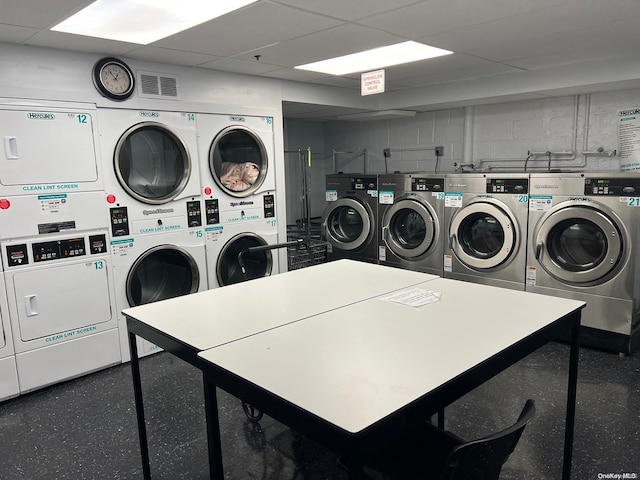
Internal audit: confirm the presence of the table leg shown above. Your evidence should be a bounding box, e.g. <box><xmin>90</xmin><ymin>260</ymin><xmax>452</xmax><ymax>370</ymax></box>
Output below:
<box><xmin>562</xmin><ymin>320</ymin><xmax>580</xmax><ymax>480</ymax></box>
<box><xmin>203</xmin><ymin>372</ymin><xmax>224</xmax><ymax>480</ymax></box>
<box><xmin>129</xmin><ymin>332</ymin><xmax>151</xmax><ymax>480</ymax></box>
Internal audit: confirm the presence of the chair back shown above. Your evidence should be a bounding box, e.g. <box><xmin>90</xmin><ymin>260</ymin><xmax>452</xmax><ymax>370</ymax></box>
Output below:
<box><xmin>441</xmin><ymin>399</ymin><xmax>536</xmax><ymax>480</ymax></box>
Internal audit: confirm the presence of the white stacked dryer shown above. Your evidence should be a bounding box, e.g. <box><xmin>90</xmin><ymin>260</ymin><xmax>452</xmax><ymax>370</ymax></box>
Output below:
<box><xmin>197</xmin><ymin>113</ymin><xmax>280</xmax><ymax>288</ymax></box>
<box><xmin>98</xmin><ymin>107</ymin><xmax>208</xmax><ymax>361</ymax></box>
<box><xmin>0</xmin><ymin>272</ymin><xmax>19</xmax><ymax>401</ymax></box>
<box><xmin>527</xmin><ymin>172</ymin><xmax>640</xmax><ymax>354</ymax></box>
<box><xmin>0</xmin><ymin>99</ymin><xmax>120</xmax><ymax>393</ymax></box>
<box><xmin>444</xmin><ymin>173</ymin><xmax>530</xmax><ymax>290</ymax></box>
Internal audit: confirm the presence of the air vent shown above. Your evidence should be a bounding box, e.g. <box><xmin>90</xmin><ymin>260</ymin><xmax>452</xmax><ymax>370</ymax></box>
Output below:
<box><xmin>137</xmin><ymin>71</ymin><xmax>180</xmax><ymax>100</ymax></box>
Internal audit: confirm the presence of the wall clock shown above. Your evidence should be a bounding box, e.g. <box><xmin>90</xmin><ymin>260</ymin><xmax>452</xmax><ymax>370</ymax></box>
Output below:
<box><xmin>92</xmin><ymin>57</ymin><xmax>135</xmax><ymax>101</ymax></box>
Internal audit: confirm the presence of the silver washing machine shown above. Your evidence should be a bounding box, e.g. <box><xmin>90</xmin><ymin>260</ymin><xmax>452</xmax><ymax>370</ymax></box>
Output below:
<box><xmin>527</xmin><ymin>172</ymin><xmax>640</xmax><ymax>354</ymax></box>
<box><xmin>444</xmin><ymin>173</ymin><xmax>530</xmax><ymax>290</ymax></box>
<box><xmin>378</xmin><ymin>173</ymin><xmax>445</xmax><ymax>276</ymax></box>
<box><xmin>322</xmin><ymin>174</ymin><xmax>378</xmax><ymax>264</ymax></box>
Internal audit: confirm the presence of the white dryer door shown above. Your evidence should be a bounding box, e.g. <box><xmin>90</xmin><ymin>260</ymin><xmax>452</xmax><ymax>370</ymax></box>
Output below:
<box><xmin>323</xmin><ymin>197</ymin><xmax>373</xmax><ymax>251</ymax></box>
<box><xmin>382</xmin><ymin>198</ymin><xmax>437</xmax><ymax>259</ymax></box>
<box><xmin>0</xmin><ymin>108</ymin><xmax>98</xmax><ymax>186</ymax></box>
<box><xmin>533</xmin><ymin>203</ymin><xmax>624</xmax><ymax>284</ymax></box>
<box><xmin>12</xmin><ymin>262</ymin><xmax>112</xmax><ymax>341</ymax></box>
<box><xmin>449</xmin><ymin>200</ymin><xmax>517</xmax><ymax>270</ymax></box>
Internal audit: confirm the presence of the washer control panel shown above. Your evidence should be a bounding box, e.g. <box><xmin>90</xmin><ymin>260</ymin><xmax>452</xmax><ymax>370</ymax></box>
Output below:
<box><xmin>412</xmin><ymin>177</ymin><xmax>444</xmax><ymax>192</ymax></box>
<box><xmin>585</xmin><ymin>178</ymin><xmax>640</xmax><ymax>196</ymax></box>
<box><xmin>486</xmin><ymin>178</ymin><xmax>529</xmax><ymax>194</ymax></box>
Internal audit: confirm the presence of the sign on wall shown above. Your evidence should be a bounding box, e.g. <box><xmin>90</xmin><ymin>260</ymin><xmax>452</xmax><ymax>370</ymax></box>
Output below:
<box><xmin>618</xmin><ymin>107</ymin><xmax>640</xmax><ymax>171</ymax></box>
<box><xmin>361</xmin><ymin>69</ymin><xmax>385</xmax><ymax>96</ymax></box>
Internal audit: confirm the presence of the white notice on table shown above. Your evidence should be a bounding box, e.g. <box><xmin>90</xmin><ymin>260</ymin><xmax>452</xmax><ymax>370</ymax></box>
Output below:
<box><xmin>381</xmin><ymin>288</ymin><xmax>441</xmax><ymax>307</ymax></box>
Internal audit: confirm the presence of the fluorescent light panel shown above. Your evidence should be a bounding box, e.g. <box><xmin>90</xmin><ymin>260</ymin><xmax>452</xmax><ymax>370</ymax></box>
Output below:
<box><xmin>295</xmin><ymin>41</ymin><xmax>453</xmax><ymax>76</ymax></box>
<box><xmin>51</xmin><ymin>0</ymin><xmax>257</xmax><ymax>44</ymax></box>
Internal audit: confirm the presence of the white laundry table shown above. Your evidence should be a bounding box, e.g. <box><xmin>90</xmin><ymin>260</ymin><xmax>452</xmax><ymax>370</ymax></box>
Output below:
<box><xmin>126</xmin><ymin>263</ymin><xmax>584</xmax><ymax>480</ymax></box>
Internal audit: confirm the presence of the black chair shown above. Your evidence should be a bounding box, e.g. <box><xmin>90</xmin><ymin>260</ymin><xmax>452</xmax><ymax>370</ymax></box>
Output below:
<box><xmin>341</xmin><ymin>399</ymin><xmax>536</xmax><ymax>480</ymax></box>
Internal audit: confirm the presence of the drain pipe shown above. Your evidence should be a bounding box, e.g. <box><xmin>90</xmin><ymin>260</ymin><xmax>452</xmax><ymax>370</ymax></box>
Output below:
<box><xmin>462</xmin><ymin>106</ymin><xmax>474</xmax><ymax>169</ymax></box>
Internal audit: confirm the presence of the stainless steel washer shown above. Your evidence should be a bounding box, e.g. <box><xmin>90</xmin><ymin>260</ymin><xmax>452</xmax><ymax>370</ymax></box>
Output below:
<box><xmin>527</xmin><ymin>172</ymin><xmax>640</xmax><ymax>354</ymax></box>
<box><xmin>444</xmin><ymin>173</ymin><xmax>530</xmax><ymax>290</ymax></box>
<box><xmin>322</xmin><ymin>174</ymin><xmax>378</xmax><ymax>264</ymax></box>
<box><xmin>378</xmin><ymin>173</ymin><xmax>445</xmax><ymax>276</ymax></box>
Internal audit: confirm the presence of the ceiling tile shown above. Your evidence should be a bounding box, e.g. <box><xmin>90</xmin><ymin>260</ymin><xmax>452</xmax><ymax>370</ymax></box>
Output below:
<box><xmin>25</xmin><ymin>30</ymin><xmax>139</xmax><ymax>55</ymax></box>
<box><xmin>233</xmin><ymin>24</ymin><xmax>404</xmax><ymax>67</ymax></box>
<box><xmin>0</xmin><ymin>24</ymin><xmax>39</xmax><ymax>43</ymax></box>
<box><xmin>125</xmin><ymin>47</ymin><xmax>220</xmax><ymax>67</ymax></box>
<box><xmin>0</xmin><ymin>0</ymin><xmax>91</xmax><ymax>29</ymax></box>
<box><xmin>153</xmin><ymin>2</ymin><xmax>344</xmax><ymax>57</ymax></box>
<box><xmin>357</xmin><ymin>0</ymin><xmax>573</xmax><ymax>38</ymax></box>
<box><xmin>272</xmin><ymin>0</ymin><xmax>425</xmax><ymax>22</ymax></box>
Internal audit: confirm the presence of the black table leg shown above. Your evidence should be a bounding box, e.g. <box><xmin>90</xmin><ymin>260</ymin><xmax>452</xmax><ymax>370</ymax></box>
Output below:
<box><xmin>129</xmin><ymin>332</ymin><xmax>151</xmax><ymax>480</ymax></box>
<box><xmin>203</xmin><ymin>372</ymin><xmax>224</xmax><ymax>480</ymax></box>
<box><xmin>562</xmin><ymin>318</ymin><xmax>580</xmax><ymax>480</ymax></box>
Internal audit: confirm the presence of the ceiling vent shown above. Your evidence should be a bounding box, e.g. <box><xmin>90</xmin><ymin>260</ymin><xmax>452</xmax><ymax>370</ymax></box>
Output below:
<box><xmin>137</xmin><ymin>71</ymin><xmax>180</xmax><ymax>100</ymax></box>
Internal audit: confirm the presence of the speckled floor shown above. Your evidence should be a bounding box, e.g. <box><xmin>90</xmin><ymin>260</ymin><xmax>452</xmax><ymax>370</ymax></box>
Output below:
<box><xmin>0</xmin><ymin>342</ymin><xmax>638</xmax><ymax>480</ymax></box>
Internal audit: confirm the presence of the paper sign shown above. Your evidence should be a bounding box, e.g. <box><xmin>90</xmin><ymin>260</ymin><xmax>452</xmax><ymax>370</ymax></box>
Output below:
<box><xmin>361</xmin><ymin>69</ymin><xmax>385</xmax><ymax>96</ymax></box>
<box><xmin>381</xmin><ymin>288</ymin><xmax>441</xmax><ymax>307</ymax></box>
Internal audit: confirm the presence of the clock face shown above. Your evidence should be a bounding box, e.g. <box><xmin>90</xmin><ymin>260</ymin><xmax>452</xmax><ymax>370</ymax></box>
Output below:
<box><xmin>93</xmin><ymin>58</ymin><xmax>134</xmax><ymax>100</ymax></box>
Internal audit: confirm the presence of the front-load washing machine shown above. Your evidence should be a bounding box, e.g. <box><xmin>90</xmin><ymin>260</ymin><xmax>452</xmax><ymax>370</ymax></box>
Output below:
<box><xmin>444</xmin><ymin>173</ymin><xmax>530</xmax><ymax>290</ymax></box>
<box><xmin>322</xmin><ymin>173</ymin><xmax>378</xmax><ymax>264</ymax></box>
<box><xmin>111</xmin><ymin>225</ymin><xmax>207</xmax><ymax>362</ymax></box>
<box><xmin>0</xmin><ymin>271</ymin><xmax>19</xmax><ymax>402</ymax></box>
<box><xmin>98</xmin><ymin>108</ymin><xmax>202</xmax><ymax>235</ymax></box>
<box><xmin>378</xmin><ymin>173</ymin><xmax>445</xmax><ymax>276</ymax></box>
<box><xmin>2</xmin><ymin>229</ymin><xmax>121</xmax><ymax>393</ymax></box>
<box><xmin>197</xmin><ymin>113</ymin><xmax>280</xmax><ymax>282</ymax></box>
<box><xmin>526</xmin><ymin>172</ymin><xmax>640</xmax><ymax>354</ymax></box>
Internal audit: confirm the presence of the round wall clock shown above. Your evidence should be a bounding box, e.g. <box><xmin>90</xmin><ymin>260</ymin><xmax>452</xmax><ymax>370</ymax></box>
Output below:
<box><xmin>92</xmin><ymin>57</ymin><xmax>135</xmax><ymax>101</ymax></box>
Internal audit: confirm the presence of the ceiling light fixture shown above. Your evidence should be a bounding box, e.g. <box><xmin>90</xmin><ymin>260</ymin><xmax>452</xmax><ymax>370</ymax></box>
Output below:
<box><xmin>295</xmin><ymin>41</ymin><xmax>453</xmax><ymax>76</ymax></box>
<box><xmin>51</xmin><ymin>0</ymin><xmax>257</xmax><ymax>45</ymax></box>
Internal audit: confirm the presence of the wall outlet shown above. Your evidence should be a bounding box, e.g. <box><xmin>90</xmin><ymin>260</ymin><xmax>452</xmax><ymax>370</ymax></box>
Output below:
<box><xmin>435</xmin><ymin>146</ymin><xmax>444</xmax><ymax>156</ymax></box>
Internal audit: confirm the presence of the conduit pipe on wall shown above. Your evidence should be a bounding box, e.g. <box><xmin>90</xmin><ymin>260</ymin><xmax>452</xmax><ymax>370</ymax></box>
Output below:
<box><xmin>475</xmin><ymin>95</ymin><xmax>594</xmax><ymax>172</ymax></box>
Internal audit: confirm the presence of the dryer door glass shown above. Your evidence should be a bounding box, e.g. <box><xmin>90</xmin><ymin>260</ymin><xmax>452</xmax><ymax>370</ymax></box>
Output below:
<box><xmin>209</xmin><ymin>126</ymin><xmax>268</xmax><ymax>198</ymax></box>
<box><xmin>449</xmin><ymin>202</ymin><xmax>516</xmax><ymax>269</ymax></box>
<box><xmin>126</xmin><ymin>246</ymin><xmax>199</xmax><ymax>306</ymax></box>
<box><xmin>115</xmin><ymin>122</ymin><xmax>191</xmax><ymax>204</ymax></box>
<box><xmin>535</xmin><ymin>205</ymin><xmax>623</xmax><ymax>284</ymax></box>
<box><xmin>324</xmin><ymin>198</ymin><xmax>372</xmax><ymax>251</ymax></box>
<box><xmin>384</xmin><ymin>199</ymin><xmax>437</xmax><ymax>259</ymax></box>
<box><xmin>217</xmin><ymin>233</ymin><xmax>273</xmax><ymax>286</ymax></box>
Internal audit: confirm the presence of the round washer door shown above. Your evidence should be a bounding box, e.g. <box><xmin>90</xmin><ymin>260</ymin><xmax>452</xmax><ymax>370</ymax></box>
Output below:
<box><xmin>449</xmin><ymin>200</ymin><xmax>517</xmax><ymax>270</ymax></box>
<box><xmin>217</xmin><ymin>233</ymin><xmax>273</xmax><ymax>286</ymax></box>
<box><xmin>323</xmin><ymin>197</ymin><xmax>373</xmax><ymax>251</ymax></box>
<box><xmin>209</xmin><ymin>126</ymin><xmax>269</xmax><ymax>198</ymax></box>
<box><xmin>126</xmin><ymin>245</ymin><xmax>200</xmax><ymax>307</ymax></box>
<box><xmin>115</xmin><ymin>122</ymin><xmax>192</xmax><ymax>204</ymax></box>
<box><xmin>533</xmin><ymin>203</ymin><xmax>624</xmax><ymax>284</ymax></box>
<box><xmin>382</xmin><ymin>197</ymin><xmax>438</xmax><ymax>259</ymax></box>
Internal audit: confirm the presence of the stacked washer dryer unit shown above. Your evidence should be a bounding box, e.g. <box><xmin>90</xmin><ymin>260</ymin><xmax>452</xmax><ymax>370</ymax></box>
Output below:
<box><xmin>98</xmin><ymin>108</ymin><xmax>208</xmax><ymax>362</ymax></box>
<box><xmin>0</xmin><ymin>99</ymin><xmax>120</xmax><ymax>394</ymax></box>
<box><xmin>378</xmin><ymin>173</ymin><xmax>445</xmax><ymax>276</ymax></box>
<box><xmin>0</xmin><ymin>265</ymin><xmax>19</xmax><ymax>401</ymax></box>
<box><xmin>527</xmin><ymin>172</ymin><xmax>640</xmax><ymax>354</ymax></box>
<box><xmin>443</xmin><ymin>173</ymin><xmax>530</xmax><ymax>290</ymax></box>
<box><xmin>197</xmin><ymin>114</ymin><xmax>279</xmax><ymax>288</ymax></box>
<box><xmin>322</xmin><ymin>173</ymin><xmax>379</xmax><ymax>264</ymax></box>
